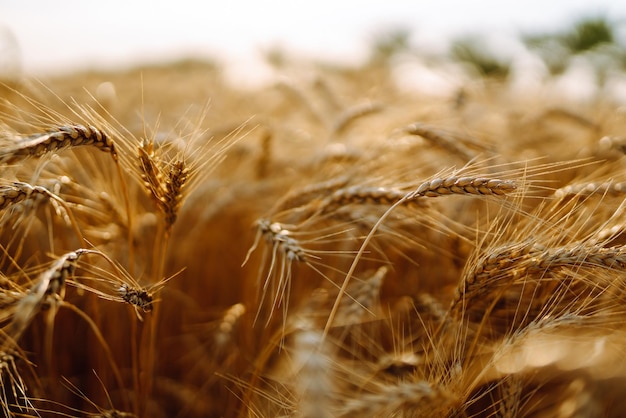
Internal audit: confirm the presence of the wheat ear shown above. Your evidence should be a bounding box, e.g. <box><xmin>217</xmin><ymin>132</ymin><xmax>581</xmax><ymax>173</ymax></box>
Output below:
<box><xmin>318</xmin><ymin>185</ymin><xmax>426</xmax><ymax>215</ymax></box>
<box><xmin>138</xmin><ymin>142</ymin><xmax>188</xmax><ymax>231</ymax></box>
<box><xmin>315</xmin><ymin>177</ymin><xmax>515</xmax><ymax>221</ymax></box>
<box><xmin>407</xmin><ymin>176</ymin><xmax>517</xmax><ymax>198</ymax></box>
<box><xmin>402</xmin><ymin>123</ymin><xmax>480</xmax><ymax>160</ymax></box>
<box><xmin>162</xmin><ymin>160</ymin><xmax>188</xmax><ymax>229</ymax></box>
<box><xmin>338</xmin><ymin>380</ymin><xmax>454</xmax><ymax>417</ymax></box>
<box><xmin>0</xmin><ymin>125</ymin><xmax>116</xmax><ymax>164</ymax></box>
<box><xmin>214</xmin><ymin>303</ymin><xmax>246</xmax><ymax>349</ymax></box>
<box><xmin>0</xmin><ymin>182</ymin><xmax>51</xmax><ymax>210</ymax></box>
<box><xmin>8</xmin><ymin>249</ymin><xmax>87</xmax><ymax>342</ymax></box>
<box><xmin>455</xmin><ymin>242</ymin><xmax>626</xmax><ymax>313</ymax></box>
<box><xmin>118</xmin><ymin>284</ymin><xmax>154</xmax><ymax>314</ymax></box>
<box><xmin>554</xmin><ymin>181</ymin><xmax>626</xmax><ymax>199</ymax></box>
<box><xmin>336</xmin><ymin>266</ymin><xmax>387</xmax><ymax>326</ymax></box>
<box><xmin>0</xmin><ymin>181</ymin><xmax>84</xmax><ymax>242</ymax></box>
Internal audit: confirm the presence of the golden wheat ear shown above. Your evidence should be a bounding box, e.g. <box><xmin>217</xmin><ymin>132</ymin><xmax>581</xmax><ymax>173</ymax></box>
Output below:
<box><xmin>0</xmin><ymin>124</ymin><xmax>117</xmax><ymax>165</ymax></box>
<box><xmin>7</xmin><ymin>249</ymin><xmax>87</xmax><ymax>343</ymax></box>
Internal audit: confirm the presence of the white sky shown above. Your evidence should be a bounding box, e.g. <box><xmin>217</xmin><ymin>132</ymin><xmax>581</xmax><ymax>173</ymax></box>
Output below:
<box><xmin>1</xmin><ymin>0</ymin><xmax>625</xmax><ymax>76</ymax></box>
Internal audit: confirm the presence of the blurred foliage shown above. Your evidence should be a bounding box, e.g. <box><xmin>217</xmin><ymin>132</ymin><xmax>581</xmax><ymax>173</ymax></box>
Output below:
<box><xmin>523</xmin><ymin>16</ymin><xmax>625</xmax><ymax>79</ymax></box>
<box><xmin>564</xmin><ymin>17</ymin><xmax>614</xmax><ymax>53</ymax></box>
<box><xmin>449</xmin><ymin>35</ymin><xmax>510</xmax><ymax>79</ymax></box>
<box><xmin>369</xmin><ymin>28</ymin><xmax>413</xmax><ymax>63</ymax></box>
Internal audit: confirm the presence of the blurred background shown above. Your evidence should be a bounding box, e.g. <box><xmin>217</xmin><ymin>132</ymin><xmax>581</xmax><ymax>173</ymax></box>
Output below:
<box><xmin>2</xmin><ymin>1</ymin><xmax>626</xmax><ymax>100</ymax></box>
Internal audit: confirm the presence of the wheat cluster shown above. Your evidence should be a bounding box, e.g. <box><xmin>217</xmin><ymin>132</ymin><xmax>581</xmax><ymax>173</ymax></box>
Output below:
<box><xmin>0</xmin><ymin>56</ymin><xmax>625</xmax><ymax>417</ymax></box>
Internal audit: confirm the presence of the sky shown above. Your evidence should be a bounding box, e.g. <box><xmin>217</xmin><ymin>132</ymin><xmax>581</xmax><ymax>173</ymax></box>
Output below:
<box><xmin>1</xmin><ymin>0</ymin><xmax>625</xmax><ymax>80</ymax></box>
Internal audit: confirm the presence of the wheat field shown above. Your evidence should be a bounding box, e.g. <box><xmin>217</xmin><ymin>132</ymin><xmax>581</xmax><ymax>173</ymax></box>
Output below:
<box><xmin>0</xmin><ymin>48</ymin><xmax>626</xmax><ymax>418</ymax></box>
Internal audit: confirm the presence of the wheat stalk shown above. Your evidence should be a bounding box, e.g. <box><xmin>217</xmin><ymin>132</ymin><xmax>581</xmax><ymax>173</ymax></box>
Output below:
<box><xmin>292</xmin><ymin>326</ymin><xmax>334</xmax><ymax>418</ymax></box>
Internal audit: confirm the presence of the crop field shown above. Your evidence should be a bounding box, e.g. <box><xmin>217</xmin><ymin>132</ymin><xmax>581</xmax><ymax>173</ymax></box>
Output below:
<box><xmin>1</xmin><ymin>19</ymin><xmax>626</xmax><ymax>417</ymax></box>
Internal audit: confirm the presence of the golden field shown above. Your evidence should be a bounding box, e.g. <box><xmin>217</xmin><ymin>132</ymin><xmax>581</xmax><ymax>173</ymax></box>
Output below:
<box><xmin>1</xmin><ymin>32</ymin><xmax>626</xmax><ymax>417</ymax></box>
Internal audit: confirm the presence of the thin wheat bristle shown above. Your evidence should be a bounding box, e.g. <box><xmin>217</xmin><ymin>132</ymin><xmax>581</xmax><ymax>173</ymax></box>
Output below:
<box><xmin>0</xmin><ymin>124</ymin><xmax>116</xmax><ymax>164</ymax></box>
<box><xmin>0</xmin><ymin>350</ymin><xmax>33</xmax><ymax>416</ymax></box>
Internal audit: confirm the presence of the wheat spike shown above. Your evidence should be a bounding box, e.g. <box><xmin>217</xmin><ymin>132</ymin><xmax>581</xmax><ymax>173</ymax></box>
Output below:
<box><xmin>9</xmin><ymin>250</ymin><xmax>87</xmax><ymax>341</ymax></box>
<box><xmin>409</xmin><ymin>176</ymin><xmax>517</xmax><ymax>199</ymax></box>
<box><xmin>0</xmin><ymin>125</ymin><xmax>116</xmax><ymax>164</ymax></box>
<box><xmin>273</xmin><ymin>176</ymin><xmax>351</xmax><ymax>213</ymax></box>
<box><xmin>138</xmin><ymin>141</ymin><xmax>166</xmax><ymax>204</ymax></box>
<box><xmin>316</xmin><ymin>184</ymin><xmax>428</xmax><ymax>216</ymax></box>
<box><xmin>338</xmin><ymin>380</ymin><xmax>454</xmax><ymax>417</ymax></box>
<box><xmin>337</xmin><ymin>266</ymin><xmax>387</xmax><ymax>326</ymax></box>
<box><xmin>138</xmin><ymin>141</ymin><xmax>188</xmax><ymax>231</ymax></box>
<box><xmin>257</xmin><ymin>219</ymin><xmax>306</xmax><ymax>262</ymax></box>
<box><xmin>0</xmin><ymin>182</ymin><xmax>51</xmax><ymax>211</ymax></box>
<box><xmin>401</xmin><ymin>122</ymin><xmax>496</xmax><ymax>160</ymax></box>
<box><xmin>162</xmin><ymin>160</ymin><xmax>188</xmax><ymax>230</ymax></box>
<box><xmin>118</xmin><ymin>283</ymin><xmax>154</xmax><ymax>314</ymax></box>
<box><xmin>456</xmin><ymin>242</ymin><xmax>626</xmax><ymax>314</ymax></box>
<box><xmin>554</xmin><ymin>181</ymin><xmax>626</xmax><ymax>199</ymax></box>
